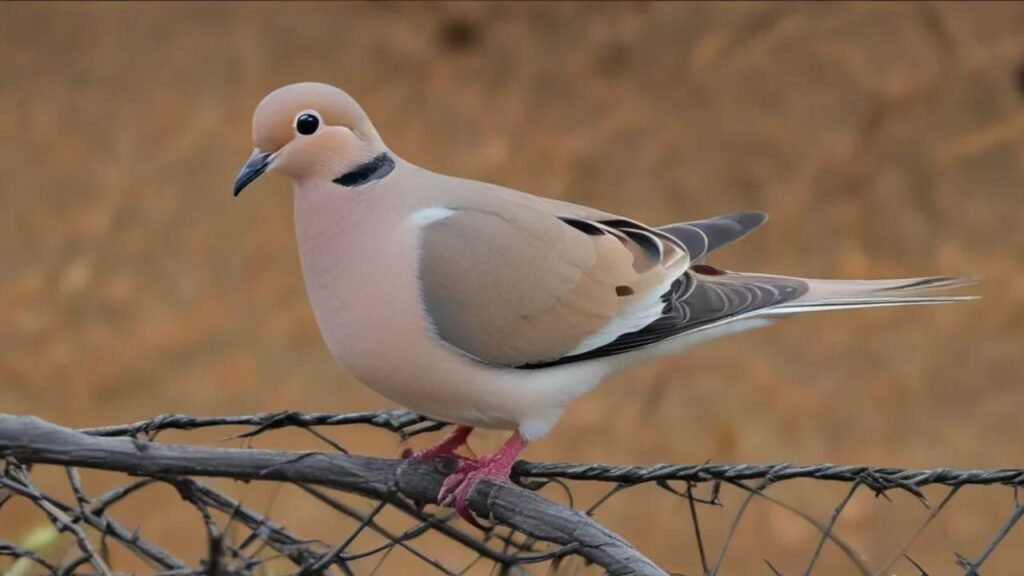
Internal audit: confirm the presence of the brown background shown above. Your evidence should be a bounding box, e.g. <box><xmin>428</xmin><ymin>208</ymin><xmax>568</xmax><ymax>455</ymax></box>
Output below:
<box><xmin>2</xmin><ymin>2</ymin><xmax>1023</xmax><ymax>574</ymax></box>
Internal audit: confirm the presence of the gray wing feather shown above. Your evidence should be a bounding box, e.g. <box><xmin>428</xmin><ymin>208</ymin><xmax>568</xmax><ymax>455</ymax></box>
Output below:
<box><xmin>520</xmin><ymin>269</ymin><xmax>807</xmax><ymax>368</ymax></box>
<box><xmin>519</xmin><ymin>268</ymin><xmax>975</xmax><ymax>369</ymax></box>
<box><xmin>658</xmin><ymin>211</ymin><xmax>767</xmax><ymax>262</ymax></box>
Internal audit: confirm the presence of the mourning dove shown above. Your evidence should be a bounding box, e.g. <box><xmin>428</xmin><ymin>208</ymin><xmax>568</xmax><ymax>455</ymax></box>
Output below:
<box><xmin>233</xmin><ymin>82</ymin><xmax>975</xmax><ymax>521</ymax></box>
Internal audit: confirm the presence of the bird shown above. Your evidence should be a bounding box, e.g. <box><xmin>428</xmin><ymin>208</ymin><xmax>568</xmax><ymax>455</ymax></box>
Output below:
<box><xmin>233</xmin><ymin>82</ymin><xmax>976</xmax><ymax>523</ymax></box>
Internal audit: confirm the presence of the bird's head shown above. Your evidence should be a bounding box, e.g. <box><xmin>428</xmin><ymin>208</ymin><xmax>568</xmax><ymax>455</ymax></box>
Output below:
<box><xmin>233</xmin><ymin>82</ymin><xmax>387</xmax><ymax>196</ymax></box>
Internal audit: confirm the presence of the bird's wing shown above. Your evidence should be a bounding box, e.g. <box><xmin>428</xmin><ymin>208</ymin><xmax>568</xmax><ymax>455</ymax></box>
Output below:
<box><xmin>523</xmin><ymin>270</ymin><xmax>976</xmax><ymax>369</ymax></box>
<box><xmin>417</xmin><ymin>199</ymin><xmax>973</xmax><ymax>370</ymax></box>
<box><xmin>417</xmin><ymin>203</ymin><xmax>692</xmax><ymax>367</ymax></box>
<box><xmin>657</xmin><ymin>211</ymin><xmax>767</xmax><ymax>263</ymax></box>
<box><xmin>524</xmin><ymin>268</ymin><xmax>808</xmax><ymax>367</ymax></box>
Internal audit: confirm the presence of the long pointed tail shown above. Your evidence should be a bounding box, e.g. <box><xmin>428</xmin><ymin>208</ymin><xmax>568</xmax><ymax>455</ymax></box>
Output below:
<box><xmin>762</xmin><ymin>275</ymin><xmax>979</xmax><ymax>316</ymax></box>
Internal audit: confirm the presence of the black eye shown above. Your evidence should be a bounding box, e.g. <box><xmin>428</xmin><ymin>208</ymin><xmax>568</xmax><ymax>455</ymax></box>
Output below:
<box><xmin>295</xmin><ymin>113</ymin><xmax>320</xmax><ymax>136</ymax></box>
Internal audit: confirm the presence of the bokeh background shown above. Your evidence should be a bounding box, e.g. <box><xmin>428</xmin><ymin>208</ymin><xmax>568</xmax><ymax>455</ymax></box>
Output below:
<box><xmin>2</xmin><ymin>2</ymin><xmax>1023</xmax><ymax>574</ymax></box>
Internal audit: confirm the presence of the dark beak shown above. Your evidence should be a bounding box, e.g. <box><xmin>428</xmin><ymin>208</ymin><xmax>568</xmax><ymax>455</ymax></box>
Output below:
<box><xmin>233</xmin><ymin>149</ymin><xmax>274</xmax><ymax>196</ymax></box>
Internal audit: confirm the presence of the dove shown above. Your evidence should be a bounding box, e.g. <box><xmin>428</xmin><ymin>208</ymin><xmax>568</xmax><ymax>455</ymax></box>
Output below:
<box><xmin>233</xmin><ymin>82</ymin><xmax>975</xmax><ymax>522</ymax></box>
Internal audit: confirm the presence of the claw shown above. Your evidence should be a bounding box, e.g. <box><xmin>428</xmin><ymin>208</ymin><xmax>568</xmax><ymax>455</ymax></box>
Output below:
<box><xmin>438</xmin><ymin>459</ymin><xmax>495</xmax><ymax>529</ymax></box>
<box><xmin>432</xmin><ymin>432</ymin><xmax>528</xmax><ymax>528</ymax></box>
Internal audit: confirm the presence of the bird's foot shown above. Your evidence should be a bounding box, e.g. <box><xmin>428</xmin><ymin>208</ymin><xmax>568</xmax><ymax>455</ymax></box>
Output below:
<box><xmin>402</xmin><ymin>425</ymin><xmax>473</xmax><ymax>461</ymax></box>
<box><xmin>436</xmin><ymin>432</ymin><xmax>527</xmax><ymax>528</ymax></box>
<box><xmin>437</xmin><ymin>454</ymin><xmax>514</xmax><ymax>527</ymax></box>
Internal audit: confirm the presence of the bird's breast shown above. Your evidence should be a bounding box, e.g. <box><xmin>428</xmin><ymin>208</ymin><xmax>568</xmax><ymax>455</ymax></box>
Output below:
<box><xmin>293</xmin><ymin>184</ymin><xmax>425</xmax><ymax>375</ymax></box>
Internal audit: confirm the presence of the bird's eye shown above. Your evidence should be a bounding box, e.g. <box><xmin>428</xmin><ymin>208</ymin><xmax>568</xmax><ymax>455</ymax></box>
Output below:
<box><xmin>295</xmin><ymin>112</ymin><xmax>321</xmax><ymax>136</ymax></box>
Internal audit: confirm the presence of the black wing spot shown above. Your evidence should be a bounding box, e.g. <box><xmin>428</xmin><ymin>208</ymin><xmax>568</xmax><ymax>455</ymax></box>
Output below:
<box><xmin>691</xmin><ymin>264</ymin><xmax>727</xmax><ymax>276</ymax></box>
<box><xmin>559</xmin><ymin>217</ymin><xmax>605</xmax><ymax>236</ymax></box>
<box><xmin>618</xmin><ymin>228</ymin><xmax>661</xmax><ymax>261</ymax></box>
<box><xmin>595</xmin><ymin>219</ymin><xmax>666</xmax><ymax>261</ymax></box>
<box><xmin>615</xmin><ymin>285</ymin><xmax>634</xmax><ymax>297</ymax></box>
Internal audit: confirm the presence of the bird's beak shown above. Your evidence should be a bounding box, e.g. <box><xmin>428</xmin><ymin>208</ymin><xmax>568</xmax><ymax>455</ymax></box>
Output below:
<box><xmin>233</xmin><ymin>149</ymin><xmax>274</xmax><ymax>197</ymax></box>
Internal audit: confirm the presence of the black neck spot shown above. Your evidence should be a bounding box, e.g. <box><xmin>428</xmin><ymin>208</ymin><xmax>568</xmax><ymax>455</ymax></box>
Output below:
<box><xmin>334</xmin><ymin>153</ymin><xmax>395</xmax><ymax>187</ymax></box>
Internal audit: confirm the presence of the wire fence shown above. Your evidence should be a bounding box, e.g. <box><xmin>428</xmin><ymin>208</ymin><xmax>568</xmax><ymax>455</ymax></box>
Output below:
<box><xmin>1</xmin><ymin>411</ymin><xmax>1021</xmax><ymax>575</ymax></box>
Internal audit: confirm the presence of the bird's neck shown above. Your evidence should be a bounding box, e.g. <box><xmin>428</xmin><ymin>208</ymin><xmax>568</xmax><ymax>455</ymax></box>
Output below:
<box><xmin>292</xmin><ymin>178</ymin><xmax>378</xmax><ymax>303</ymax></box>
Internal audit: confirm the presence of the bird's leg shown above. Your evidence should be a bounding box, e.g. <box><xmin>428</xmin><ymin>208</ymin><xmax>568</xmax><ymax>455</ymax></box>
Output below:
<box><xmin>437</xmin><ymin>431</ymin><xmax>528</xmax><ymax>527</ymax></box>
<box><xmin>404</xmin><ymin>425</ymin><xmax>473</xmax><ymax>461</ymax></box>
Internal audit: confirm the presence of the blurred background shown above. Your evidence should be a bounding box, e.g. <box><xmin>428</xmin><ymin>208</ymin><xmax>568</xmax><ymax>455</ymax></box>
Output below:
<box><xmin>2</xmin><ymin>2</ymin><xmax>1023</xmax><ymax>574</ymax></box>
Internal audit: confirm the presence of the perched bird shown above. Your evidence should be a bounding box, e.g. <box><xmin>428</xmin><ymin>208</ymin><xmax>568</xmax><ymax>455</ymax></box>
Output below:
<box><xmin>233</xmin><ymin>82</ymin><xmax>975</xmax><ymax>522</ymax></box>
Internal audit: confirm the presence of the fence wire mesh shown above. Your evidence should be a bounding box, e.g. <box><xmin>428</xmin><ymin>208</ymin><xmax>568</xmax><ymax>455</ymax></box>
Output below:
<box><xmin>1</xmin><ymin>411</ymin><xmax>1022</xmax><ymax>576</ymax></box>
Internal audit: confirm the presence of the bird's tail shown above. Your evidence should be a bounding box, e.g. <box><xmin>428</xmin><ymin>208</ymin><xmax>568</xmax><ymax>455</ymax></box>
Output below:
<box><xmin>762</xmin><ymin>274</ymin><xmax>979</xmax><ymax>316</ymax></box>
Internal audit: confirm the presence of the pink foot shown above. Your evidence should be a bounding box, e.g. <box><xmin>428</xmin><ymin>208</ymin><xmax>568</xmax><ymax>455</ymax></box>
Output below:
<box><xmin>402</xmin><ymin>425</ymin><xmax>473</xmax><ymax>461</ymax></box>
<box><xmin>437</xmin><ymin>433</ymin><xmax>527</xmax><ymax>527</ymax></box>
